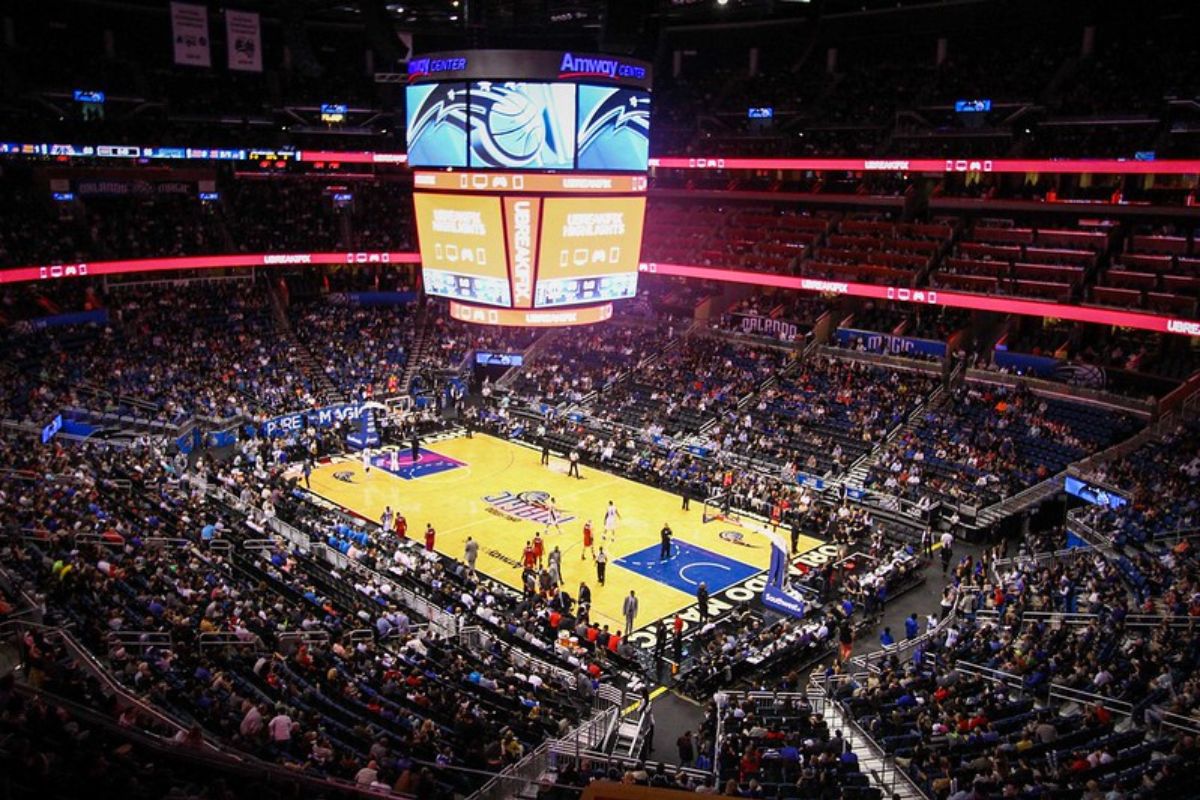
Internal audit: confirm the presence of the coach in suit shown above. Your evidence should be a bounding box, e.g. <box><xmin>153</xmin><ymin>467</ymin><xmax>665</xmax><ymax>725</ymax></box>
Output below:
<box><xmin>464</xmin><ymin>537</ymin><xmax>478</xmax><ymax>575</ymax></box>
<box><xmin>622</xmin><ymin>590</ymin><xmax>639</xmax><ymax>636</ymax></box>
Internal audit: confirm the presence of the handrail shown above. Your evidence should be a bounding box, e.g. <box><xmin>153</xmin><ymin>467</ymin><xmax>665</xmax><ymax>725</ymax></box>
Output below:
<box><xmin>197</xmin><ymin>631</ymin><xmax>266</xmax><ymax>651</ymax></box>
<box><xmin>277</xmin><ymin>630</ymin><xmax>330</xmax><ymax>648</ymax></box>
<box><xmin>992</xmin><ymin>546</ymin><xmax>1093</xmax><ymax>569</ymax></box>
<box><xmin>12</xmin><ymin>683</ymin><xmax>418</xmax><ymax>799</ymax></box>
<box><xmin>142</xmin><ymin>536</ymin><xmax>192</xmax><ymax>548</ymax></box>
<box><xmin>956</xmin><ymin>656</ymin><xmax>1200</xmax><ymax>731</ymax></box>
<box><xmin>954</xmin><ymin>660</ymin><xmax>1029</xmax><ymax>694</ymax></box>
<box><xmin>850</xmin><ymin>598</ymin><xmax>960</xmax><ymax>674</ymax></box>
<box><xmin>973</xmin><ymin>607</ymin><xmax>1198</xmax><ymax>629</ymax></box>
<box><xmin>107</xmin><ymin>630</ymin><xmax>173</xmax><ymax>654</ymax></box>
<box><xmin>241</xmin><ymin>538</ymin><xmax>278</xmax><ymax>550</ymax></box>
<box><xmin>1047</xmin><ymin>683</ymin><xmax>1133</xmax><ymax>715</ymax></box>
<box><xmin>4</xmin><ymin>622</ymin><xmax>200</xmax><ymax>743</ymax></box>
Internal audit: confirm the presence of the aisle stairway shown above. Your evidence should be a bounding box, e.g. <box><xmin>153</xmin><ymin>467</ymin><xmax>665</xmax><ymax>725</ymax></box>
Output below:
<box><xmin>841</xmin><ymin>382</ymin><xmax>949</xmax><ymax>490</ymax></box>
<box><xmin>399</xmin><ymin>299</ymin><xmax>432</xmax><ymax>394</ymax></box>
<box><xmin>265</xmin><ymin>281</ymin><xmax>344</xmax><ymax>405</ymax></box>
<box><xmin>816</xmin><ymin>687</ymin><xmax>925</xmax><ymax>800</ymax></box>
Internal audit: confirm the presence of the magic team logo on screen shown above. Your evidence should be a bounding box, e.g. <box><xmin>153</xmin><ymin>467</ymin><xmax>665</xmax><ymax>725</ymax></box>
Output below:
<box><xmin>576</xmin><ymin>86</ymin><xmax>650</xmax><ymax>171</ymax></box>
<box><xmin>482</xmin><ymin>490</ymin><xmax>576</xmax><ymax>525</ymax></box>
<box><xmin>406</xmin><ymin>83</ymin><xmax>469</xmax><ymax>168</ymax></box>
<box><xmin>468</xmin><ymin>82</ymin><xmax>576</xmax><ymax>170</ymax></box>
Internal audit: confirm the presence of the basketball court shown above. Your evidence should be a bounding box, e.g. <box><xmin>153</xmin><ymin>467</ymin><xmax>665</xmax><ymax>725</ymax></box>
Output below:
<box><xmin>295</xmin><ymin>433</ymin><xmax>824</xmax><ymax>633</ymax></box>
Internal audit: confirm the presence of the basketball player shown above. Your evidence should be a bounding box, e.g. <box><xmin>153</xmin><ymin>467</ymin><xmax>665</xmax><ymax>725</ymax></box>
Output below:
<box><xmin>544</xmin><ymin>497</ymin><xmax>564</xmax><ymax>535</ymax></box>
<box><xmin>532</xmin><ymin>532</ymin><xmax>545</xmax><ymax>568</ymax></box>
<box><xmin>581</xmin><ymin>520</ymin><xmax>595</xmax><ymax>560</ymax></box>
<box><xmin>522</xmin><ymin>540</ymin><xmax>536</xmax><ymax>571</ymax></box>
<box><xmin>603</xmin><ymin>501</ymin><xmax>621</xmax><ymax>542</ymax></box>
<box><xmin>390</xmin><ymin>449</ymin><xmax>400</xmax><ymax>473</ymax></box>
<box><xmin>361</xmin><ymin>447</ymin><xmax>371</xmax><ymax>474</ymax></box>
<box><xmin>394</xmin><ymin>512</ymin><xmax>407</xmax><ymax>540</ymax></box>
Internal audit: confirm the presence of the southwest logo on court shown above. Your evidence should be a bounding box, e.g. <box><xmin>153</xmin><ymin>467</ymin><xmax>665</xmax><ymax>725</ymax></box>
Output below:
<box><xmin>482</xmin><ymin>490</ymin><xmax>577</xmax><ymax>525</ymax></box>
<box><xmin>719</xmin><ymin>530</ymin><xmax>757</xmax><ymax>548</ymax></box>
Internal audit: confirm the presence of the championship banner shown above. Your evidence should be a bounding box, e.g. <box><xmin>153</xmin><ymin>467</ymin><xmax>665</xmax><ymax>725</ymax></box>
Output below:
<box><xmin>225</xmin><ymin>9</ymin><xmax>262</xmax><ymax>72</ymax></box>
<box><xmin>171</xmin><ymin>2</ymin><xmax>211</xmax><ymax>67</ymax></box>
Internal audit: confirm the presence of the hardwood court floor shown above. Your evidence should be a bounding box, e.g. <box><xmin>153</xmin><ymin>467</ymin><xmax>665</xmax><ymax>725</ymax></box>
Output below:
<box><xmin>303</xmin><ymin>433</ymin><xmax>822</xmax><ymax>634</ymax></box>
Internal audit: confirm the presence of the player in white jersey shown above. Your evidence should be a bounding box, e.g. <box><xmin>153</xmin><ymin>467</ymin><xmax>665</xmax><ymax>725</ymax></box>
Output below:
<box><xmin>543</xmin><ymin>497</ymin><xmax>564</xmax><ymax>535</ymax></box>
<box><xmin>361</xmin><ymin>447</ymin><xmax>371</xmax><ymax>474</ymax></box>
<box><xmin>603</xmin><ymin>500</ymin><xmax>620</xmax><ymax>541</ymax></box>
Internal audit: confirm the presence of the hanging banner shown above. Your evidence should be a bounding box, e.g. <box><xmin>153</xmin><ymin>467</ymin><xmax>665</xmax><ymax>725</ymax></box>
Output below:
<box><xmin>836</xmin><ymin>327</ymin><xmax>947</xmax><ymax>358</ymax></box>
<box><xmin>225</xmin><ymin>9</ymin><xmax>262</xmax><ymax>72</ymax></box>
<box><xmin>732</xmin><ymin>312</ymin><xmax>801</xmax><ymax>341</ymax></box>
<box><xmin>171</xmin><ymin>2</ymin><xmax>211</xmax><ymax>67</ymax></box>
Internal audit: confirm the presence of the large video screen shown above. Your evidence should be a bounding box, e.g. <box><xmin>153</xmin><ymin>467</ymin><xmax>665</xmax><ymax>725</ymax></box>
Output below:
<box><xmin>576</xmin><ymin>86</ymin><xmax>650</xmax><ymax>171</ymax></box>
<box><xmin>406</xmin><ymin>83</ymin><xmax>469</xmax><ymax>168</ymax></box>
<box><xmin>468</xmin><ymin>82</ymin><xmax>576</xmax><ymax>170</ymax></box>
<box><xmin>534</xmin><ymin>196</ymin><xmax>646</xmax><ymax>307</ymax></box>
<box><xmin>413</xmin><ymin>193</ymin><xmax>512</xmax><ymax>306</ymax></box>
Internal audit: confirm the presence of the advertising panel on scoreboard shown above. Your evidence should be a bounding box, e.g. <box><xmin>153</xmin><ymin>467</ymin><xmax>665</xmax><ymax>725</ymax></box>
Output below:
<box><xmin>468</xmin><ymin>82</ymin><xmax>576</xmax><ymax>170</ymax></box>
<box><xmin>534</xmin><ymin>196</ymin><xmax>646</xmax><ymax>307</ymax></box>
<box><xmin>576</xmin><ymin>85</ymin><xmax>650</xmax><ymax>171</ymax></box>
<box><xmin>413</xmin><ymin>193</ymin><xmax>512</xmax><ymax>307</ymax></box>
<box><xmin>406</xmin><ymin>82</ymin><xmax>469</xmax><ymax>167</ymax></box>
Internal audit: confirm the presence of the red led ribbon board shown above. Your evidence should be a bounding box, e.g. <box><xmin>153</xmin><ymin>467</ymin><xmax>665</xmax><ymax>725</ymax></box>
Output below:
<box><xmin>638</xmin><ymin>262</ymin><xmax>1200</xmax><ymax>337</ymax></box>
<box><xmin>0</xmin><ymin>251</ymin><xmax>421</xmax><ymax>284</ymax></box>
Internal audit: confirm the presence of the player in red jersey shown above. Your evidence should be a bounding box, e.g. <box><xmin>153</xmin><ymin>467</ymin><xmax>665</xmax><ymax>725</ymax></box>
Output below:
<box><xmin>581</xmin><ymin>520</ymin><xmax>595</xmax><ymax>560</ymax></box>
<box><xmin>394</xmin><ymin>513</ymin><xmax>407</xmax><ymax>540</ymax></box>
<box><xmin>423</xmin><ymin>523</ymin><xmax>436</xmax><ymax>553</ymax></box>
<box><xmin>522</xmin><ymin>540</ymin><xmax>536</xmax><ymax>570</ymax></box>
<box><xmin>532</xmin><ymin>532</ymin><xmax>545</xmax><ymax>567</ymax></box>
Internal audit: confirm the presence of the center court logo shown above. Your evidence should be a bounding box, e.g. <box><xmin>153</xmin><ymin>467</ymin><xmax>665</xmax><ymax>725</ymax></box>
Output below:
<box><xmin>483</xmin><ymin>490</ymin><xmax>576</xmax><ymax>525</ymax></box>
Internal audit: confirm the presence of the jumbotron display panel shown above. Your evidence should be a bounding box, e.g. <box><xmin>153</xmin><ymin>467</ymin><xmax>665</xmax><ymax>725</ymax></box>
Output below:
<box><xmin>406</xmin><ymin>50</ymin><xmax>652</xmax><ymax>323</ymax></box>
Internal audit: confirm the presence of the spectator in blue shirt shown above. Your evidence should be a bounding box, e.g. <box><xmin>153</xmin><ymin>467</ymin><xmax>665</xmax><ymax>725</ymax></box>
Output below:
<box><xmin>905</xmin><ymin>613</ymin><xmax>919</xmax><ymax>639</ymax></box>
<box><xmin>880</xmin><ymin>627</ymin><xmax>895</xmax><ymax>647</ymax></box>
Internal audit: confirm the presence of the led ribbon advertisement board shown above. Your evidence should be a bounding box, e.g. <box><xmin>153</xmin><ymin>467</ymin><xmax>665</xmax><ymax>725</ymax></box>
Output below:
<box><xmin>0</xmin><ymin>251</ymin><xmax>419</xmax><ymax>284</ymax></box>
<box><xmin>639</xmin><ymin>262</ymin><xmax>1200</xmax><ymax>338</ymax></box>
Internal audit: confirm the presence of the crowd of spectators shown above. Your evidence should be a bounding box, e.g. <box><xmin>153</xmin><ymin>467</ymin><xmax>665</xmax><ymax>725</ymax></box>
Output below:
<box><xmin>289</xmin><ymin>296</ymin><xmax>417</xmax><ymax>402</ymax></box>
<box><xmin>708</xmin><ymin>357</ymin><xmax>940</xmax><ymax>479</ymax></box>
<box><xmin>868</xmin><ymin>383</ymin><xmax>1142</xmax><ymax>507</ymax></box>
<box><xmin>0</xmin><ymin>424</ymin><xmax>634</xmax><ymax>797</ymax></box>
<box><xmin>1</xmin><ymin>282</ymin><xmax>318</xmax><ymax>425</ymax></box>
<box><xmin>508</xmin><ymin>322</ymin><xmax>679</xmax><ymax>408</ymax></box>
<box><xmin>1079</xmin><ymin>418</ymin><xmax>1200</xmax><ymax>551</ymax></box>
<box><xmin>589</xmin><ymin>335</ymin><xmax>791</xmax><ymax>438</ymax></box>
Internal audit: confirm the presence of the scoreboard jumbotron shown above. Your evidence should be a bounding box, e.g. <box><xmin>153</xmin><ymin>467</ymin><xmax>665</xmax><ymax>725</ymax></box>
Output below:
<box><xmin>405</xmin><ymin>49</ymin><xmax>652</xmax><ymax>326</ymax></box>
